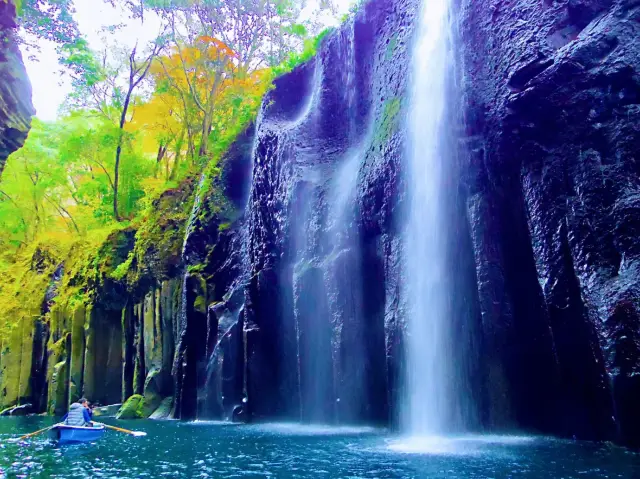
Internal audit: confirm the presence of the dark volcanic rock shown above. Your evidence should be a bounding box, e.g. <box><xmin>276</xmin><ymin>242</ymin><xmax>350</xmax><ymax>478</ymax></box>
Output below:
<box><xmin>242</xmin><ymin>0</ymin><xmax>422</xmax><ymax>425</ymax></box>
<box><xmin>461</xmin><ymin>0</ymin><xmax>640</xmax><ymax>445</ymax></box>
<box><xmin>0</xmin><ymin>403</ymin><xmax>32</xmax><ymax>416</ymax></box>
<box><xmin>0</xmin><ymin>0</ymin><xmax>34</xmax><ymax>177</ymax></box>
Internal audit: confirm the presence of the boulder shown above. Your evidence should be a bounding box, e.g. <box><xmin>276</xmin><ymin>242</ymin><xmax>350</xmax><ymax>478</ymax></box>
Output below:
<box><xmin>92</xmin><ymin>404</ymin><xmax>122</xmax><ymax>418</ymax></box>
<box><xmin>141</xmin><ymin>369</ymin><xmax>163</xmax><ymax>418</ymax></box>
<box><xmin>149</xmin><ymin>397</ymin><xmax>173</xmax><ymax>420</ymax></box>
<box><xmin>0</xmin><ymin>403</ymin><xmax>33</xmax><ymax>416</ymax></box>
<box><xmin>116</xmin><ymin>394</ymin><xmax>144</xmax><ymax>420</ymax></box>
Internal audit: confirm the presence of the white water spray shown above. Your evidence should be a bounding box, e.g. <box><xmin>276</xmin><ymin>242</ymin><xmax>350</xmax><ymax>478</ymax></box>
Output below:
<box><xmin>403</xmin><ymin>0</ymin><xmax>453</xmax><ymax>435</ymax></box>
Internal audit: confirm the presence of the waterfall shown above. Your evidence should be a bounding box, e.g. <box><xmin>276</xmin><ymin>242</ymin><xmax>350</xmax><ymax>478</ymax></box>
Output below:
<box><xmin>294</xmin><ymin>20</ymin><xmax>369</xmax><ymax>423</ymax></box>
<box><xmin>403</xmin><ymin>0</ymin><xmax>454</xmax><ymax>435</ymax></box>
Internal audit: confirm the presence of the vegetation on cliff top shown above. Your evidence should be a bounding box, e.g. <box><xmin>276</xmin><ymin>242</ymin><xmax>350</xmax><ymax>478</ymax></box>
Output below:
<box><xmin>0</xmin><ymin>0</ymin><xmax>351</xmax><ymax>341</ymax></box>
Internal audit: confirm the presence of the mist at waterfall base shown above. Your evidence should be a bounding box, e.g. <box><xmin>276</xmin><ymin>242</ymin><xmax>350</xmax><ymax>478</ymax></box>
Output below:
<box><xmin>2</xmin><ymin>418</ymin><xmax>640</xmax><ymax>478</ymax></box>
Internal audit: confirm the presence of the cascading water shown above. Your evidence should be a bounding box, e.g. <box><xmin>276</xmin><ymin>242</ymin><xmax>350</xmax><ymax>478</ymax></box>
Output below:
<box><xmin>293</xmin><ymin>20</ymin><xmax>369</xmax><ymax>424</ymax></box>
<box><xmin>403</xmin><ymin>0</ymin><xmax>454</xmax><ymax>436</ymax></box>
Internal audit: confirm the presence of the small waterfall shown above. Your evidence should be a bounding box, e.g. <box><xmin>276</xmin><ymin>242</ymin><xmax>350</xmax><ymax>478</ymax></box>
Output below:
<box><xmin>403</xmin><ymin>0</ymin><xmax>454</xmax><ymax>435</ymax></box>
<box><xmin>293</xmin><ymin>20</ymin><xmax>367</xmax><ymax>424</ymax></box>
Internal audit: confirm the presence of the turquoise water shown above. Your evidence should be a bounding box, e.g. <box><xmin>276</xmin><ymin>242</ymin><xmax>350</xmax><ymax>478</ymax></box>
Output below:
<box><xmin>1</xmin><ymin>418</ymin><xmax>639</xmax><ymax>478</ymax></box>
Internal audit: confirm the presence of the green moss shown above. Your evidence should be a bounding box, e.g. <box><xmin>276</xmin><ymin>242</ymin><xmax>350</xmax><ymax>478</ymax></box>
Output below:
<box><xmin>385</xmin><ymin>34</ymin><xmax>398</xmax><ymax>61</ymax></box>
<box><xmin>51</xmin><ymin>225</ymin><xmax>135</xmax><ymax>310</ymax></box>
<box><xmin>116</xmin><ymin>394</ymin><xmax>145</xmax><ymax>420</ymax></box>
<box><xmin>194</xmin><ymin>295</ymin><xmax>207</xmax><ymax>314</ymax></box>
<box><xmin>142</xmin><ymin>369</ymin><xmax>163</xmax><ymax>417</ymax></box>
<box><xmin>48</xmin><ymin>360</ymin><xmax>68</xmax><ymax>416</ymax></box>
<box><xmin>0</xmin><ymin>243</ymin><xmax>62</xmax><ymax>341</ymax></box>
<box><xmin>123</xmin><ymin>179</ymin><xmax>196</xmax><ymax>287</ymax></box>
<box><xmin>187</xmin><ymin>263</ymin><xmax>205</xmax><ymax>275</ymax></box>
<box><xmin>0</xmin><ymin>316</ymin><xmax>36</xmax><ymax>409</ymax></box>
<box><xmin>272</xmin><ymin>27</ymin><xmax>334</xmax><ymax>77</ymax></box>
<box><xmin>374</xmin><ymin>97</ymin><xmax>402</xmax><ymax>147</ymax></box>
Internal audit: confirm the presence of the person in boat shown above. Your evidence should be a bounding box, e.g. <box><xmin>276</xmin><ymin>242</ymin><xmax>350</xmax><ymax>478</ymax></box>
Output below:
<box><xmin>63</xmin><ymin>398</ymin><xmax>94</xmax><ymax>427</ymax></box>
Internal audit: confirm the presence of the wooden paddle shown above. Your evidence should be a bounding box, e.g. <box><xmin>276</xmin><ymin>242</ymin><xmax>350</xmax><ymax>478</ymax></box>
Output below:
<box><xmin>13</xmin><ymin>424</ymin><xmax>58</xmax><ymax>442</ymax></box>
<box><xmin>96</xmin><ymin>423</ymin><xmax>147</xmax><ymax>437</ymax></box>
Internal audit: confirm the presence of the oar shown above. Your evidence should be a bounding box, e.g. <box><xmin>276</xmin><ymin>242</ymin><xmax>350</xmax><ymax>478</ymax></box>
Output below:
<box><xmin>96</xmin><ymin>423</ymin><xmax>147</xmax><ymax>437</ymax></box>
<box><xmin>12</xmin><ymin>424</ymin><xmax>57</xmax><ymax>442</ymax></box>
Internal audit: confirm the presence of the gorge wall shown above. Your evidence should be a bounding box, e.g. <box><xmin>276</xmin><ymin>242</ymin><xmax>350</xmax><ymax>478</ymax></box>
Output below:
<box><xmin>461</xmin><ymin>0</ymin><xmax>640</xmax><ymax>446</ymax></box>
<box><xmin>0</xmin><ymin>0</ymin><xmax>34</xmax><ymax>178</ymax></box>
<box><xmin>1</xmin><ymin>0</ymin><xmax>640</xmax><ymax>447</ymax></box>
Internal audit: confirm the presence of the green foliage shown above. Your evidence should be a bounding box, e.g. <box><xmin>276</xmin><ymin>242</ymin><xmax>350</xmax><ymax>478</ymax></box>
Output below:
<box><xmin>0</xmin><ymin>0</ymin><xmax>345</xmax><ymax>348</ymax></box>
<box><xmin>16</xmin><ymin>0</ymin><xmax>80</xmax><ymax>45</ymax></box>
<box><xmin>272</xmin><ymin>27</ymin><xmax>333</xmax><ymax>77</ymax></box>
<box><xmin>59</xmin><ymin>39</ymin><xmax>105</xmax><ymax>90</ymax></box>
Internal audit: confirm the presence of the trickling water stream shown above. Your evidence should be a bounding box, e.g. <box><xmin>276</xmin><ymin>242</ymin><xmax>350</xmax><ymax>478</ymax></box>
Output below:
<box><xmin>403</xmin><ymin>0</ymin><xmax>455</xmax><ymax>435</ymax></box>
<box><xmin>292</xmin><ymin>20</ymin><xmax>372</xmax><ymax>424</ymax></box>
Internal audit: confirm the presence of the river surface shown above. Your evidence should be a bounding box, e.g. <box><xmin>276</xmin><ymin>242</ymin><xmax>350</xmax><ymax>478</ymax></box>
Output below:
<box><xmin>1</xmin><ymin>418</ymin><xmax>639</xmax><ymax>478</ymax></box>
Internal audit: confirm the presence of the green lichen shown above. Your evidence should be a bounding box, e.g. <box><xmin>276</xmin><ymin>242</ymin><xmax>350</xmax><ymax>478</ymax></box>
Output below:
<box><xmin>194</xmin><ymin>295</ymin><xmax>207</xmax><ymax>314</ymax></box>
<box><xmin>374</xmin><ymin>97</ymin><xmax>402</xmax><ymax>147</ymax></box>
<box><xmin>385</xmin><ymin>34</ymin><xmax>398</xmax><ymax>61</ymax></box>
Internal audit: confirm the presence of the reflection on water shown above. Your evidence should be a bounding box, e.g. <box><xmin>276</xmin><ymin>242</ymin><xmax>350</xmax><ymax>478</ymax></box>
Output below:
<box><xmin>1</xmin><ymin>418</ymin><xmax>639</xmax><ymax>478</ymax></box>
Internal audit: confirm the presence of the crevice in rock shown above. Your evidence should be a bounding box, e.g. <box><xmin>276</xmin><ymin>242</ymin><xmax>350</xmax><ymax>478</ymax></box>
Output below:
<box><xmin>508</xmin><ymin>56</ymin><xmax>555</xmax><ymax>93</ymax></box>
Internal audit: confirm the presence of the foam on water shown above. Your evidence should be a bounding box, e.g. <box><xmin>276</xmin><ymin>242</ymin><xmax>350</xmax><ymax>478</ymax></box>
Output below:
<box><xmin>387</xmin><ymin>434</ymin><xmax>538</xmax><ymax>456</ymax></box>
<box><xmin>251</xmin><ymin>422</ymin><xmax>379</xmax><ymax>436</ymax></box>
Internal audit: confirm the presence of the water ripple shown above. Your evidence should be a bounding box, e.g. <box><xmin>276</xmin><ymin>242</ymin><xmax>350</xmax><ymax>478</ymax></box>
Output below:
<box><xmin>1</xmin><ymin>419</ymin><xmax>639</xmax><ymax>479</ymax></box>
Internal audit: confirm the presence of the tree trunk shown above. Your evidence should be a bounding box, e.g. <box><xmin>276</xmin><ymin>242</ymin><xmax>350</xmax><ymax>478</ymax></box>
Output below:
<box><xmin>170</xmin><ymin>130</ymin><xmax>185</xmax><ymax>181</ymax></box>
<box><xmin>114</xmin><ymin>86</ymin><xmax>134</xmax><ymax>221</ymax></box>
<box><xmin>155</xmin><ymin>142</ymin><xmax>168</xmax><ymax>178</ymax></box>
<box><xmin>197</xmin><ymin>74</ymin><xmax>221</xmax><ymax>159</ymax></box>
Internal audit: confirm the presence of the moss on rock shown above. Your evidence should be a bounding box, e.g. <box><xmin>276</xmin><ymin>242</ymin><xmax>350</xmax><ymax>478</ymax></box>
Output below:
<box><xmin>0</xmin><ymin>316</ymin><xmax>36</xmax><ymax>409</ymax></box>
<box><xmin>142</xmin><ymin>369</ymin><xmax>163</xmax><ymax>418</ymax></box>
<box><xmin>68</xmin><ymin>304</ymin><xmax>86</xmax><ymax>403</ymax></box>
<box><xmin>49</xmin><ymin>360</ymin><xmax>68</xmax><ymax>416</ymax></box>
<box><xmin>46</xmin><ymin>336</ymin><xmax>68</xmax><ymax>415</ymax></box>
<box><xmin>116</xmin><ymin>394</ymin><xmax>145</xmax><ymax>419</ymax></box>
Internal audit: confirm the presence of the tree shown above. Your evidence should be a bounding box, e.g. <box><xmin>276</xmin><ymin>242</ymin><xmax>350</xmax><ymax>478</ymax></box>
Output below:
<box><xmin>15</xmin><ymin>0</ymin><xmax>80</xmax><ymax>44</ymax></box>
<box><xmin>113</xmin><ymin>39</ymin><xmax>166</xmax><ymax>221</ymax></box>
<box><xmin>153</xmin><ymin>35</ymin><xmax>236</xmax><ymax>162</ymax></box>
<box><xmin>146</xmin><ymin>0</ymin><xmax>321</xmax><ymax>71</ymax></box>
<box><xmin>60</xmin><ymin>20</ymin><xmax>168</xmax><ymax>220</ymax></box>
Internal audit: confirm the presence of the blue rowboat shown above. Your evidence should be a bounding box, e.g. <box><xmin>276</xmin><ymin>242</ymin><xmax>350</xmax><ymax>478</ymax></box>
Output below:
<box><xmin>50</xmin><ymin>423</ymin><xmax>106</xmax><ymax>444</ymax></box>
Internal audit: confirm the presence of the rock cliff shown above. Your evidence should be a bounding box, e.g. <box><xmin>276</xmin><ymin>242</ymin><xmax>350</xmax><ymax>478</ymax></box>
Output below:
<box><xmin>0</xmin><ymin>0</ymin><xmax>34</xmax><ymax>177</ymax></box>
<box><xmin>460</xmin><ymin>0</ymin><xmax>640</xmax><ymax>446</ymax></box>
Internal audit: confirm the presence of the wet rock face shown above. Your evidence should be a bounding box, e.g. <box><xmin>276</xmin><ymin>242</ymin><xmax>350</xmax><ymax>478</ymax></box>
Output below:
<box><xmin>461</xmin><ymin>0</ymin><xmax>640</xmax><ymax>445</ymax></box>
<box><xmin>0</xmin><ymin>1</ymin><xmax>34</xmax><ymax>176</ymax></box>
<box><xmin>242</xmin><ymin>0</ymin><xmax>421</xmax><ymax>425</ymax></box>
